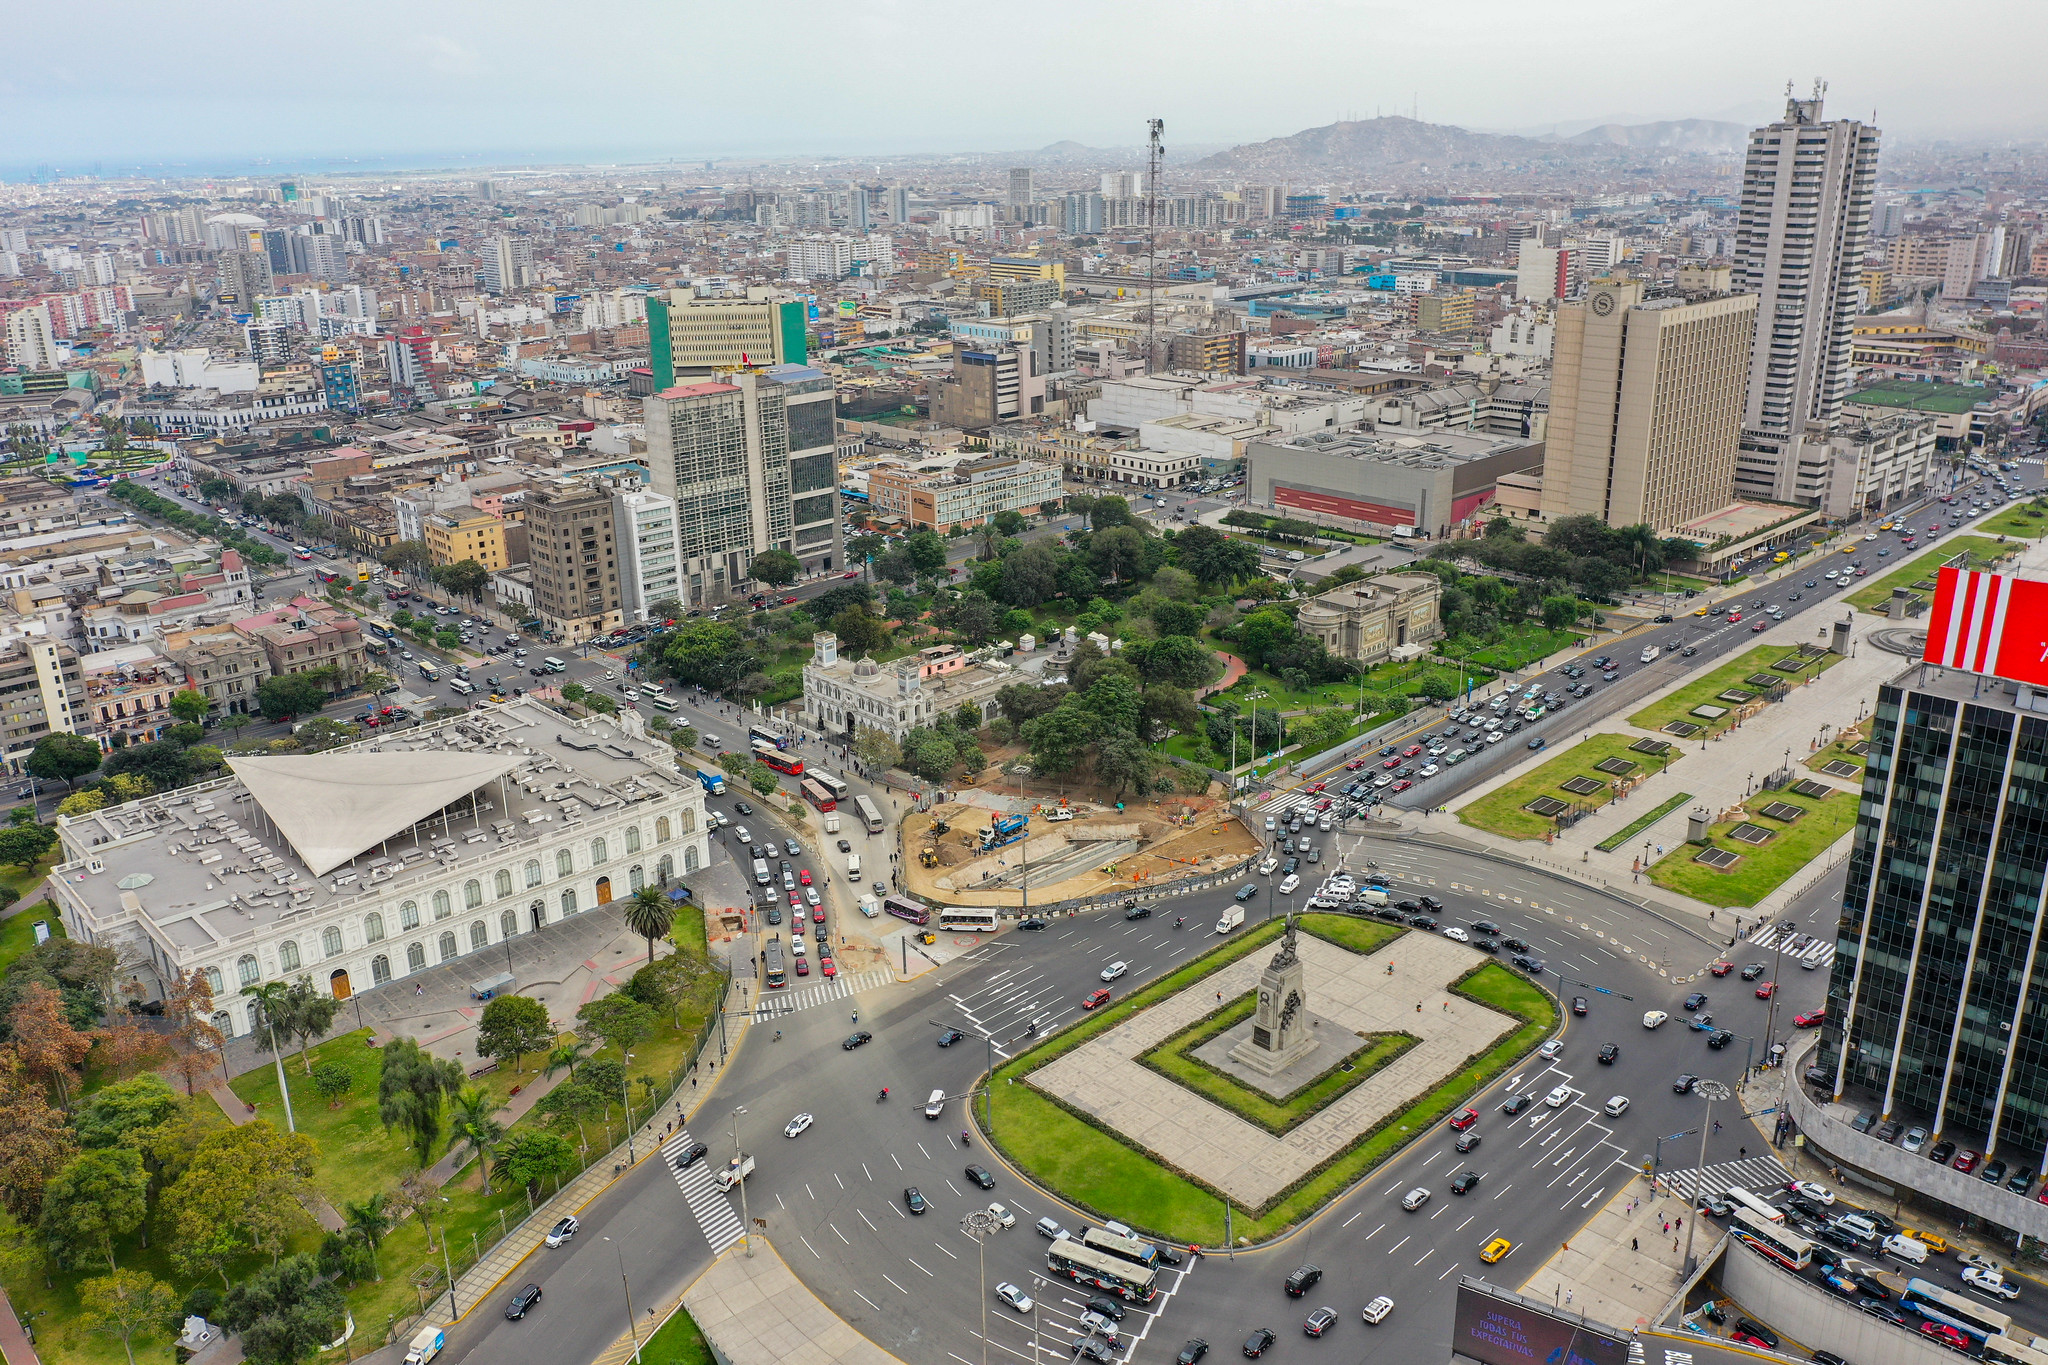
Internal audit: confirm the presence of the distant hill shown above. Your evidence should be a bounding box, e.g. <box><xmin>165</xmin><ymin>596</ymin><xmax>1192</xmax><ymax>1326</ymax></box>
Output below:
<box><xmin>1556</xmin><ymin>119</ymin><xmax>1748</xmax><ymax>154</ymax></box>
<box><xmin>1196</xmin><ymin>117</ymin><xmax>1586</xmax><ymax>175</ymax></box>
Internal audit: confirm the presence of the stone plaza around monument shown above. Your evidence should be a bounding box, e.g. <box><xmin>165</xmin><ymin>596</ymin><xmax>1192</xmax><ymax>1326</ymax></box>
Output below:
<box><xmin>1029</xmin><ymin>928</ymin><xmax>1517</xmax><ymax>1208</ymax></box>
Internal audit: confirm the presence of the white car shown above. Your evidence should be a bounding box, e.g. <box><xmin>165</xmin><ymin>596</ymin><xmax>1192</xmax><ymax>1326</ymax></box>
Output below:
<box><xmin>1964</xmin><ymin>1267</ymin><xmax>2022</xmax><ymax>1301</ymax></box>
<box><xmin>1545</xmin><ymin>1084</ymin><xmax>1574</xmax><ymax>1108</ymax></box>
<box><xmin>987</xmin><ymin>1201</ymin><xmax>1016</xmax><ymax>1228</ymax></box>
<box><xmin>785</xmin><ymin>1112</ymin><xmax>814</xmax><ymax>1138</ymax></box>
<box><xmin>1603</xmin><ymin>1095</ymin><xmax>1631</xmax><ymax>1118</ymax></box>
<box><xmin>1537</xmin><ymin>1039</ymin><xmax>1564</xmax><ymax>1060</ymax></box>
<box><xmin>1864</xmin><ymin>532</ymin><xmax>1878</xmax><ymax>540</ymax></box>
<box><xmin>1361</xmin><ymin>1296</ymin><xmax>1394</xmax><ymax>1325</ymax></box>
<box><xmin>804</xmin><ymin>886</ymin><xmax>821</xmax><ymax>906</ymax></box>
<box><xmin>1418</xmin><ymin>763</ymin><xmax>1440</xmax><ymax>778</ymax></box>
<box><xmin>1374</xmin><ymin>773</ymin><xmax>1392</xmax><ymax>787</ymax></box>
<box><xmin>1441</xmin><ymin>927</ymin><xmax>1470</xmax><ymax>943</ymax></box>
<box><xmin>1044</xmin><ymin>808</ymin><xmax>1075</xmax><ymax>822</ymax></box>
<box><xmin>1792</xmin><ymin>1181</ymin><xmax>1835</xmax><ymax>1205</ymax></box>
<box><xmin>734</xmin><ymin>826</ymin><xmax>753</xmax><ymax>844</ymax></box>
<box><xmin>1265</xmin><ymin>816</ymin><xmax>1277</xmax><ymax>831</ymax></box>
<box><xmin>1642</xmin><ymin>1010</ymin><xmax>1670</xmax><ymax>1028</ymax></box>
<box><xmin>1100</xmin><ymin>961</ymin><xmax>1129</xmax><ymax>982</ymax></box>
<box><xmin>544</xmin><ymin>1214</ymin><xmax>580</xmax><ymax>1247</ymax></box>
<box><xmin>996</xmin><ymin>1281</ymin><xmax>1034</xmax><ymax>1312</ymax></box>
<box><xmin>1278</xmin><ymin>874</ymin><xmax>1300</xmax><ymax>894</ymax></box>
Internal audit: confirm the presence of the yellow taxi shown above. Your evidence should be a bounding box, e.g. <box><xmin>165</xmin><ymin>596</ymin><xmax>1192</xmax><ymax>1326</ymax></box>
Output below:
<box><xmin>1692</xmin><ymin>606</ymin><xmax>1710</xmax><ymax>616</ymax></box>
<box><xmin>1879</xmin><ymin>522</ymin><xmax>1895</xmax><ymax>530</ymax></box>
<box><xmin>489</xmin><ymin>692</ymin><xmax>507</xmax><ymax>703</ymax></box>
<box><xmin>1479</xmin><ymin>1237</ymin><xmax>1514</xmax><ymax>1264</ymax></box>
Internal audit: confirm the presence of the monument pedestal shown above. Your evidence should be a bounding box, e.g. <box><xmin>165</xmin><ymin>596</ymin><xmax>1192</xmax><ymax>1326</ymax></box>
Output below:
<box><xmin>1229</xmin><ymin>918</ymin><xmax>1321</xmax><ymax>1076</ymax></box>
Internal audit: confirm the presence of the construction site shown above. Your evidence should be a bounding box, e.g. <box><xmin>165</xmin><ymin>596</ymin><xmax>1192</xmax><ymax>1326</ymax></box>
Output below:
<box><xmin>897</xmin><ymin>788</ymin><xmax>1261</xmax><ymax>909</ymax></box>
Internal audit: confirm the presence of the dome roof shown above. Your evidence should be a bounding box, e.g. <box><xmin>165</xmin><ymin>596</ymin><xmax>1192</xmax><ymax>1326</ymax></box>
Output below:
<box><xmin>854</xmin><ymin>659</ymin><xmax>878</xmax><ymax>677</ymax></box>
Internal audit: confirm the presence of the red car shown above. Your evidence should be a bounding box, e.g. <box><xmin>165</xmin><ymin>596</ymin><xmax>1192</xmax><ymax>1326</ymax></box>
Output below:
<box><xmin>1921</xmin><ymin>1322</ymin><xmax>1969</xmax><ymax>1351</ymax></box>
<box><xmin>1306</xmin><ymin>782</ymin><xmax>1326</xmax><ymax>794</ymax></box>
<box><xmin>1345</xmin><ymin>759</ymin><xmax>1367</xmax><ymax>771</ymax></box>
<box><xmin>1391</xmin><ymin>780</ymin><xmax>1412</xmax><ymax>793</ymax></box>
<box><xmin>1730</xmin><ymin>1333</ymin><xmax>1774</xmax><ymax>1350</ymax></box>
<box><xmin>1312</xmin><ymin>799</ymin><xmax>1333</xmax><ymax>812</ymax></box>
<box><xmin>1082</xmin><ymin>988</ymin><xmax>1112</xmax><ymax>1010</ymax></box>
<box><xmin>799</xmin><ymin>869</ymin><xmax>813</xmax><ymax>885</ymax></box>
<box><xmin>820</xmin><ymin>956</ymin><xmax>837</xmax><ymax>977</ymax></box>
<box><xmin>1752</xmin><ymin>621</ymin><xmax>1767</xmax><ymax>632</ymax></box>
<box><xmin>1382</xmin><ymin>758</ymin><xmax>1402</xmax><ymax>770</ymax></box>
<box><xmin>780</xmin><ymin>596</ymin><xmax>799</xmax><ymax>605</ymax></box>
<box><xmin>1754</xmin><ymin>981</ymin><xmax>1775</xmax><ymax>999</ymax></box>
<box><xmin>1449</xmin><ymin>1107</ymin><xmax>1479</xmax><ymax>1132</ymax></box>
<box><xmin>841</xmin><ymin>570</ymin><xmax>859</xmax><ymax>579</ymax></box>
<box><xmin>1709</xmin><ymin>960</ymin><xmax>1733</xmax><ymax>977</ymax></box>
<box><xmin>1793</xmin><ymin>1008</ymin><xmax>1825</xmax><ymax>1028</ymax></box>
<box><xmin>1403</xmin><ymin>745</ymin><xmax>1423</xmax><ymax>758</ymax></box>
<box><xmin>1954</xmin><ymin>1150</ymin><xmax>1980</xmax><ymax>1173</ymax></box>
<box><xmin>794</xmin><ymin>956</ymin><xmax>811</xmax><ymax>977</ymax></box>
<box><xmin>789</xmin><ymin>890</ymin><xmax>802</xmax><ymax>906</ymax></box>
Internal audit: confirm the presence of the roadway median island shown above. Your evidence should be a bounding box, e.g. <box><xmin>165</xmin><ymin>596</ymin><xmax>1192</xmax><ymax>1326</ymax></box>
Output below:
<box><xmin>1842</xmin><ymin>534</ymin><xmax>2014</xmax><ymax>614</ymax></box>
<box><xmin>982</xmin><ymin>914</ymin><xmax>1557</xmax><ymax>1245</ymax></box>
<box><xmin>1456</xmin><ymin>733</ymin><xmax>1677</xmax><ymax>841</ymax></box>
<box><xmin>1647</xmin><ymin>782</ymin><xmax>1856</xmax><ymax>907</ymax></box>
<box><xmin>1625</xmin><ymin>644</ymin><xmax>1840</xmax><ymax>739</ymax></box>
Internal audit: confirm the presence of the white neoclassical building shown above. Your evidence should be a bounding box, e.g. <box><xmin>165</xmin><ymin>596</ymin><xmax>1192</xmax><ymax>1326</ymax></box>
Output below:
<box><xmin>45</xmin><ymin>700</ymin><xmax>709</xmax><ymax>1040</ymax></box>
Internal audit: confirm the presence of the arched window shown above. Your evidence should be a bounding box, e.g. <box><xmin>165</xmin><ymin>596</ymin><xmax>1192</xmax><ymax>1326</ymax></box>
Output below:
<box><xmin>658</xmin><ymin>853</ymin><xmax>674</xmax><ymax>883</ymax></box>
<box><xmin>500</xmin><ymin>909</ymin><xmax>517</xmax><ymax>938</ymax></box>
<box><xmin>561</xmin><ymin>889</ymin><xmax>578</xmax><ymax>916</ymax></box>
<box><xmin>495</xmin><ymin>869</ymin><xmax>513</xmax><ymax>898</ymax></box>
<box><xmin>625</xmin><ymin>826</ymin><xmax>642</xmax><ymax>853</ymax></box>
<box><xmin>406</xmin><ymin>942</ymin><xmax>426</xmax><ymax>972</ymax></box>
<box><xmin>365</xmin><ymin>912</ymin><xmax>385</xmax><ymax>943</ymax></box>
<box><xmin>680</xmin><ymin>808</ymin><xmax>696</xmax><ymax>834</ymax></box>
<box><xmin>684</xmin><ymin>845</ymin><xmax>699</xmax><ymax>873</ymax></box>
<box><xmin>399</xmin><ymin>901</ymin><xmax>420</xmax><ymax>931</ymax></box>
<box><xmin>556</xmin><ymin>849</ymin><xmax>574</xmax><ymax>876</ymax></box>
<box><xmin>655</xmin><ymin>816</ymin><xmax>671</xmax><ymax>843</ymax></box>
<box><xmin>438</xmin><ymin>931</ymin><xmax>458</xmax><ymax>962</ymax></box>
<box><xmin>203</xmin><ymin>966</ymin><xmax>224</xmax><ymax>996</ymax></box>
<box><xmin>464</xmin><ymin>880</ymin><xmax>482</xmax><ymax>910</ymax></box>
<box><xmin>590</xmin><ymin>837</ymin><xmax>608</xmax><ymax>865</ymax></box>
<box><xmin>525</xmin><ymin>859</ymin><xmax>543</xmax><ymax>887</ymax></box>
<box><xmin>432</xmin><ymin>890</ymin><xmax>452</xmax><ymax>920</ymax></box>
<box><xmin>470</xmin><ymin>921</ymin><xmax>488</xmax><ymax>950</ymax></box>
<box><xmin>237</xmin><ymin>954</ymin><xmax>260</xmax><ymax>986</ymax></box>
<box><xmin>370</xmin><ymin>955</ymin><xmax>391</xmax><ymax>985</ymax></box>
<box><xmin>279</xmin><ymin>940</ymin><xmax>301</xmax><ymax>973</ymax></box>
<box><xmin>629</xmin><ymin>865</ymin><xmax>645</xmax><ymax>893</ymax></box>
<box><xmin>323</xmin><ymin>926</ymin><xmax>343</xmax><ymax>958</ymax></box>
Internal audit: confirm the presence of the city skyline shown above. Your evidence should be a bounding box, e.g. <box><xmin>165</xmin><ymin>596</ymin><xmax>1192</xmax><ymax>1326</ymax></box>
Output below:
<box><xmin>10</xmin><ymin>0</ymin><xmax>2048</xmax><ymax>172</ymax></box>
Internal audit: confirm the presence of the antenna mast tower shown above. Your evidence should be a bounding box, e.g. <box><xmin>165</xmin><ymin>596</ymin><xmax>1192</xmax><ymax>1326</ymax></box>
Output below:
<box><xmin>1145</xmin><ymin>118</ymin><xmax>1164</xmax><ymax>375</ymax></box>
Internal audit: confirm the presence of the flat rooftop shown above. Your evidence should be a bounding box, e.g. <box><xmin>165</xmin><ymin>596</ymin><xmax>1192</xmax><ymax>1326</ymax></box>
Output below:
<box><xmin>56</xmin><ymin>699</ymin><xmax>689</xmax><ymax>951</ymax></box>
<box><xmin>1255</xmin><ymin>425</ymin><xmax>1538</xmax><ymax>467</ymax></box>
<box><xmin>1845</xmin><ymin>379</ymin><xmax>1991</xmax><ymax>415</ymax></box>
<box><xmin>1673</xmin><ymin>501</ymin><xmax>1818</xmax><ymax>541</ymax></box>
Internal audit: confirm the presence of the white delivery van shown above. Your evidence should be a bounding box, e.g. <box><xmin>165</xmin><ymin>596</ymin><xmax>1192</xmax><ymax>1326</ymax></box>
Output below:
<box><xmin>824</xmin><ymin>812</ymin><xmax>841</xmax><ymax>834</ymax></box>
<box><xmin>752</xmin><ymin>858</ymin><xmax>770</xmax><ymax>886</ymax></box>
<box><xmin>1356</xmin><ymin>887</ymin><xmax>1390</xmax><ymax>906</ymax></box>
<box><xmin>1883</xmin><ymin>1234</ymin><xmax>1929</xmax><ymax>1265</ymax></box>
<box><xmin>858</xmin><ymin>895</ymin><xmax>880</xmax><ymax>918</ymax></box>
<box><xmin>1216</xmin><ymin>905</ymin><xmax>1245</xmax><ymax>934</ymax></box>
<box><xmin>848</xmin><ymin>854</ymin><xmax>862</xmax><ymax>879</ymax></box>
<box><xmin>1640</xmin><ymin>646</ymin><xmax>1661</xmax><ymax>664</ymax></box>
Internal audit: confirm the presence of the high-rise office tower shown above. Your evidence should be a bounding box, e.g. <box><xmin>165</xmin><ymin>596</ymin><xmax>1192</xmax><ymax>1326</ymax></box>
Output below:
<box><xmin>217</xmin><ymin>250</ymin><xmax>272</xmax><ymax>307</ymax></box>
<box><xmin>643</xmin><ymin>288</ymin><xmax>807</xmax><ymax>389</ymax></box>
<box><xmin>479</xmin><ymin>234</ymin><xmax>533</xmax><ymax>295</ymax></box>
<box><xmin>1007</xmin><ymin>168</ymin><xmax>1035</xmax><ymax>219</ymax></box>
<box><xmin>1101</xmin><ymin>172</ymin><xmax>1137</xmax><ymax>199</ymax></box>
<box><xmin>851</xmin><ymin>187</ymin><xmax>872</xmax><ymax>232</ymax></box>
<box><xmin>1731</xmin><ymin>86</ymin><xmax>1880</xmax><ymax>504</ymax></box>
<box><xmin>887</xmin><ymin>186</ymin><xmax>911</xmax><ymax>223</ymax></box>
<box><xmin>524</xmin><ymin>481</ymin><xmax>622</xmax><ymax>642</ymax></box>
<box><xmin>1539</xmin><ymin>274</ymin><xmax>1757</xmax><ymax>533</ymax></box>
<box><xmin>641</xmin><ymin>366</ymin><xmax>840</xmax><ymax>607</ymax></box>
<box><xmin>1822</xmin><ymin>573</ymin><xmax>2048</xmax><ymax>1167</ymax></box>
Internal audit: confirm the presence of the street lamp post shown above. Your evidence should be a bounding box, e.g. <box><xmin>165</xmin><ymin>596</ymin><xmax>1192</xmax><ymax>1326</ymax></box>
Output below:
<box><xmin>1683</xmin><ymin>1080</ymin><xmax>1732</xmax><ymax>1274</ymax></box>
<box><xmin>606</xmin><ymin>1236</ymin><xmax>644</xmax><ymax>1364</ymax></box>
<box><xmin>962</xmin><ymin>1209</ymin><xmax>999</xmax><ymax>1365</ymax></box>
<box><xmin>730</xmin><ymin>1106</ymin><xmax>752</xmax><ymax>1257</ymax></box>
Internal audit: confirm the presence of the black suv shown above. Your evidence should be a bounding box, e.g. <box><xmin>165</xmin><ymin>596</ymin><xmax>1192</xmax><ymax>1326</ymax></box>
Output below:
<box><xmin>965</xmin><ymin>1164</ymin><xmax>995</xmax><ymax>1189</ymax></box>
<box><xmin>1598</xmin><ymin>1043</ymin><xmax>1620</xmax><ymax>1064</ymax></box>
<box><xmin>1283</xmin><ymin>1264</ymin><xmax>1323</xmax><ymax>1296</ymax></box>
<box><xmin>1125</xmin><ymin>905</ymin><xmax>1152</xmax><ymax>921</ymax></box>
<box><xmin>505</xmin><ymin>1283</ymin><xmax>543</xmax><ymax>1320</ymax></box>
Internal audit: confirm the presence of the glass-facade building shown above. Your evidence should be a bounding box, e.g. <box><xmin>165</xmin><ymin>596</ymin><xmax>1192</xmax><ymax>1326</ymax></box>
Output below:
<box><xmin>1821</xmin><ymin>664</ymin><xmax>2048</xmax><ymax>1167</ymax></box>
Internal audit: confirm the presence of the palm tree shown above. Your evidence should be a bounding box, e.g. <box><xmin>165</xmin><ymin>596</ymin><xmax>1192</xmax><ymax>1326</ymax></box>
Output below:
<box><xmin>622</xmin><ymin>886</ymin><xmax>674</xmax><ymax>965</ymax></box>
<box><xmin>447</xmin><ymin>1086</ymin><xmax>506</xmax><ymax>1194</ymax></box>
<box><xmin>239</xmin><ymin>981</ymin><xmax>299</xmax><ymax>1134</ymax></box>
<box><xmin>542</xmin><ymin>1037</ymin><xmax>591</xmax><ymax>1082</ymax></box>
<box><xmin>342</xmin><ymin>1194</ymin><xmax>390</xmax><ymax>1281</ymax></box>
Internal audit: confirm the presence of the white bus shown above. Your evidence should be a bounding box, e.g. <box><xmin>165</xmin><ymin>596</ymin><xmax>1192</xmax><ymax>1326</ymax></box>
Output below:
<box><xmin>1722</xmin><ymin>1186</ymin><xmax>1784</xmax><ymax>1224</ymax></box>
<box><xmin>853</xmin><ymin>794</ymin><xmax>885</xmax><ymax>835</ymax></box>
<box><xmin>1730</xmin><ymin>1207</ymin><xmax>1811</xmax><ymax>1271</ymax></box>
<box><xmin>1984</xmin><ymin>1337</ymin><xmax>2048</xmax><ymax>1365</ymax></box>
<box><xmin>937</xmin><ymin>907</ymin><xmax>999</xmax><ymax>934</ymax></box>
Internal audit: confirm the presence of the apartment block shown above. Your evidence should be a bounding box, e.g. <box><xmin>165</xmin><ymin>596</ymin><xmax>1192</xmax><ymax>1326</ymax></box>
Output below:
<box><xmin>866</xmin><ymin>456</ymin><xmax>1062</xmax><ymax>531</ymax></box>
<box><xmin>524</xmin><ymin>482</ymin><xmax>622</xmax><ymax>642</ymax></box>
<box><xmin>423</xmin><ymin>508</ymin><xmax>520</xmax><ymax>572</ymax></box>
<box><xmin>0</xmin><ymin>637</ymin><xmax>85</xmax><ymax>776</ymax></box>
<box><xmin>613</xmin><ymin>489</ymin><xmax>680</xmax><ymax>622</ymax></box>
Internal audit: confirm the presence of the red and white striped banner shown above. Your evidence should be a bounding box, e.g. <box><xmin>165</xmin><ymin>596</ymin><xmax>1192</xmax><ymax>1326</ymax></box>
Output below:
<box><xmin>1922</xmin><ymin>566</ymin><xmax>2048</xmax><ymax>684</ymax></box>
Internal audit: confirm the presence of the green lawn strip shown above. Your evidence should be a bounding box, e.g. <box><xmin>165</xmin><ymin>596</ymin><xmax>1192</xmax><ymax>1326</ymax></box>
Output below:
<box><xmin>1457</xmin><ymin>734</ymin><xmax>1674</xmax><ymax>841</ymax></box>
<box><xmin>639</xmin><ymin>1306</ymin><xmax>717</xmax><ymax>1365</ymax></box>
<box><xmin>0</xmin><ymin>894</ymin><xmax>63</xmax><ymax>975</ymax></box>
<box><xmin>1</xmin><ymin>846</ymin><xmax>61</xmax><ymax>915</ymax></box>
<box><xmin>1971</xmin><ymin>505</ymin><xmax>2048</xmax><ymax>540</ymax></box>
<box><xmin>1440</xmin><ymin>625</ymin><xmax>1583</xmax><ymax>672</ymax></box>
<box><xmin>1594</xmin><ymin>793</ymin><xmax>1695</xmax><ymax>853</ymax></box>
<box><xmin>1843</xmin><ymin>536</ymin><xmax>2017</xmax><ymax>614</ymax></box>
<box><xmin>1625</xmin><ymin>645</ymin><xmax>1839</xmax><ymax>738</ymax></box>
<box><xmin>1805</xmin><ymin>738</ymin><xmax>1867</xmax><ymax>778</ymax></box>
<box><xmin>1647</xmin><ymin>788</ymin><xmax>1857</xmax><ymax>908</ymax></box>
<box><xmin>1137</xmin><ymin>993</ymin><xmax>1414</xmax><ymax>1134</ymax></box>
<box><xmin>985</xmin><ymin>924</ymin><xmax>1553</xmax><ymax>1243</ymax></box>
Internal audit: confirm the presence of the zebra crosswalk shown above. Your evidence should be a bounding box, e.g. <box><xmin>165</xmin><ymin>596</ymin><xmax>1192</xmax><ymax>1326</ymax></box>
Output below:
<box><xmin>1746</xmin><ymin>924</ymin><xmax>1836</xmax><ymax>968</ymax></box>
<box><xmin>751</xmin><ymin>966</ymin><xmax>893</xmax><ymax>1020</ymax></box>
<box><xmin>1659</xmin><ymin>1154</ymin><xmax>1793</xmax><ymax>1204</ymax></box>
<box><xmin>660</xmin><ymin>1131</ymin><xmax>747</xmax><ymax>1253</ymax></box>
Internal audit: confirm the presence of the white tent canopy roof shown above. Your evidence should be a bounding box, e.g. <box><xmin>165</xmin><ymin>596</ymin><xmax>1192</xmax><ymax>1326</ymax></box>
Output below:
<box><xmin>228</xmin><ymin>751</ymin><xmax>523</xmax><ymax>877</ymax></box>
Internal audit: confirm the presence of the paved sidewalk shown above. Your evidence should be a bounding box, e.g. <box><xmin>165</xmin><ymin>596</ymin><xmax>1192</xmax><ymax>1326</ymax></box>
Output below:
<box><xmin>1520</xmin><ymin>1169</ymin><xmax>1704</xmax><ymax>1335</ymax></box>
<box><xmin>0</xmin><ymin>1284</ymin><xmax>43</xmax><ymax>1365</ymax></box>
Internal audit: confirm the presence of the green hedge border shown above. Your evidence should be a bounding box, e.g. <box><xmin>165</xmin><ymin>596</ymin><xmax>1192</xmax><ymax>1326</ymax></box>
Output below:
<box><xmin>1136</xmin><ymin>991</ymin><xmax>1416</xmax><ymax>1134</ymax></box>
<box><xmin>982</xmin><ymin>919</ymin><xmax>1558</xmax><ymax>1243</ymax></box>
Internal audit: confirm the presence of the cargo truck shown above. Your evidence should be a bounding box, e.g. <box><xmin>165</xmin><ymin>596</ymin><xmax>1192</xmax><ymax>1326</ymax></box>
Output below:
<box><xmin>404</xmin><ymin>1326</ymin><xmax>446</xmax><ymax>1365</ymax></box>
<box><xmin>697</xmin><ymin>768</ymin><xmax>726</xmax><ymax>797</ymax></box>
<box><xmin>716</xmin><ymin>1155</ymin><xmax>755</xmax><ymax>1191</ymax></box>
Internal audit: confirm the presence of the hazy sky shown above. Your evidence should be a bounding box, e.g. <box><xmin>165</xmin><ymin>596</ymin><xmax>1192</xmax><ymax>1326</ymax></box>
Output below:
<box><xmin>11</xmin><ymin>0</ymin><xmax>2046</xmax><ymax>171</ymax></box>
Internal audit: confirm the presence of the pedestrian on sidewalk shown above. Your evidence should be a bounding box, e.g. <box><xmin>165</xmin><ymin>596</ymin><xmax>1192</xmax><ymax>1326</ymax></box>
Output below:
<box><xmin>1632</xmin><ymin>1238</ymin><xmax>1639</xmax><ymax>1251</ymax></box>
